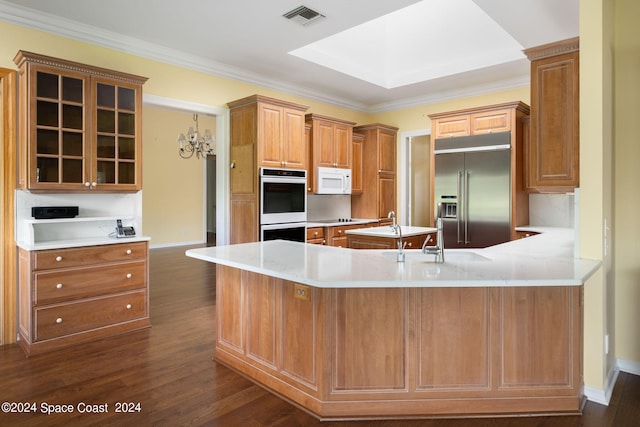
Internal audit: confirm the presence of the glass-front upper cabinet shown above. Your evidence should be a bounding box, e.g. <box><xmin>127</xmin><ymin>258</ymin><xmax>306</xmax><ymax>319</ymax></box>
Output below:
<box><xmin>14</xmin><ymin>51</ymin><xmax>147</xmax><ymax>192</ymax></box>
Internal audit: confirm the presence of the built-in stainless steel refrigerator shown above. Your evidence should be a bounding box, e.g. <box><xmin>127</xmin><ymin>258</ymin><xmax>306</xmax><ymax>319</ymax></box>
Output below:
<box><xmin>433</xmin><ymin>132</ymin><xmax>511</xmax><ymax>249</ymax></box>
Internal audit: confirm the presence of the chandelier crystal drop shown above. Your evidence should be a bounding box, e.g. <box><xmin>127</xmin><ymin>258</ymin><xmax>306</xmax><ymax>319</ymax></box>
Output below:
<box><xmin>177</xmin><ymin>114</ymin><xmax>216</xmax><ymax>159</ymax></box>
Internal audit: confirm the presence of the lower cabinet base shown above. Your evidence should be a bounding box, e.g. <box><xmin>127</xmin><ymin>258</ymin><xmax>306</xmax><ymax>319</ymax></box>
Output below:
<box><xmin>215</xmin><ymin>347</ymin><xmax>584</xmax><ymax>420</ymax></box>
<box><xmin>18</xmin><ymin>317</ymin><xmax>150</xmax><ymax>357</ymax></box>
<box><xmin>215</xmin><ymin>265</ymin><xmax>584</xmax><ymax>420</ymax></box>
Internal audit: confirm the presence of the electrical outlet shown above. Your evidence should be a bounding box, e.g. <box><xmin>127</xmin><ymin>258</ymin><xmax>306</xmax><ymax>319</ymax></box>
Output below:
<box><xmin>294</xmin><ymin>283</ymin><xmax>311</xmax><ymax>301</ymax></box>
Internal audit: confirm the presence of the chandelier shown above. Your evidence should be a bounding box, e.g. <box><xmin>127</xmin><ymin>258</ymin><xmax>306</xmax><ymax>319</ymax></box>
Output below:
<box><xmin>177</xmin><ymin>114</ymin><xmax>216</xmax><ymax>159</ymax></box>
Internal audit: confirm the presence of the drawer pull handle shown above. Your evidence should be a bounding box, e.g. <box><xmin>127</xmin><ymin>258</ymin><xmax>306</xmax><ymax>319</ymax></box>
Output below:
<box><xmin>56</xmin><ymin>318</ymin><xmax>62</xmax><ymax>324</ymax></box>
<box><xmin>314</xmin><ymin>231</ymin><xmax>318</xmax><ymax>236</ymax></box>
<box><xmin>55</xmin><ymin>256</ymin><xmax>63</xmax><ymax>262</ymax></box>
<box><xmin>126</xmin><ymin>249</ymin><xmax>132</xmax><ymax>255</ymax></box>
<box><xmin>126</xmin><ymin>273</ymin><xmax>132</xmax><ymax>279</ymax></box>
<box><xmin>56</xmin><ymin>283</ymin><xmax>63</xmax><ymax>289</ymax></box>
<box><xmin>126</xmin><ymin>304</ymin><xmax>132</xmax><ymax>310</ymax></box>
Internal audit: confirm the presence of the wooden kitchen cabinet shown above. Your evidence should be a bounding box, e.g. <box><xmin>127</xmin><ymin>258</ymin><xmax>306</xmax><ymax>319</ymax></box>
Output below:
<box><xmin>306</xmin><ymin>114</ymin><xmax>356</xmax><ymax>193</ymax></box>
<box><xmin>18</xmin><ymin>241</ymin><xmax>150</xmax><ymax>355</ymax></box>
<box><xmin>351</xmin><ymin>132</ymin><xmax>364</xmax><ymax>194</ymax></box>
<box><xmin>431</xmin><ymin>105</ymin><xmax>515</xmax><ymax>139</ymax></box>
<box><xmin>306</xmin><ymin>226</ymin><xmax>326</xmax><ymax>245</ymax></box>
<box><xmin>351</xmin><ymin>124</ymin><xmax>399</xmax><ymax>222</ymax></box>
<box><xmin>347</xmin><ymin>232</ymin><xmax>434</xmax><ymax>250</ymax></box>
<box><xmin>524</xmin><ymin>38</ymin><xmax>580</xmax><ymax>193</ymax></box>
<box><xmin>14</xmin><ymin>51</ymin><xmax>147</xmax><ymax>192</ymax></box>
<box><xmin>227</xmin><ymin>95</ymin><xmax>309</xmax><ymax>243</ymax></box>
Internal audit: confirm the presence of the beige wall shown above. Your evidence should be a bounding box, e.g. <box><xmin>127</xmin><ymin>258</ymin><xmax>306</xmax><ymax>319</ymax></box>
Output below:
<box><xmin>614</xmin><ymin>0</ymin><xmax>640</xmax><ymax>366</ymax></box>
<box><xmin>1</xmin><ymin>0</ymin><xmax>639</xmax><ymax>395</ymax></box>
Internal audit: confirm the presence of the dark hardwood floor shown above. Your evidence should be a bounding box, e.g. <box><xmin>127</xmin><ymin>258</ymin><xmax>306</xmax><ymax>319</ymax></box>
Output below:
<box><xmin>1</xmin><ymin>244</ymin><xmax>639</xmax><ymax>426</ymax></box>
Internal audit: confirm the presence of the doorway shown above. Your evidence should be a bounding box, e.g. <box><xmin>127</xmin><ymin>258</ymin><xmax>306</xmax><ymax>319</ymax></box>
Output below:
<box><xmin>206</xmin><ymin>156</ymin><xmax>216</xmax><ymax>245</ymax></box>
<box><xmin>399</xmin><ymin>129</ymin><xmax>432</xmax><ymax>227</ymax></box>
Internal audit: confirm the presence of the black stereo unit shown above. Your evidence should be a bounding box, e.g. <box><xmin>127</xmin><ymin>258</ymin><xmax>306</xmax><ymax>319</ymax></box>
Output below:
<box><xmin>31</xmin><ymin>206</ymin><xmax>79</xmax><ymax>219</ymax></box>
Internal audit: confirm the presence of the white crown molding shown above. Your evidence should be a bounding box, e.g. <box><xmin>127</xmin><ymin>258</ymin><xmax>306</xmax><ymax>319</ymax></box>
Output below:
<box><xmin>0</xmin><ymin>0</ymin><xmax>528</xmax><ymax>114</ymax></box>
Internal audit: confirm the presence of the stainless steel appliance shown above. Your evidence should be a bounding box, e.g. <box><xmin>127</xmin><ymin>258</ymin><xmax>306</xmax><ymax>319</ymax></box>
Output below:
<box><xmin>433</xmin><ymin>132</ymin><xmax>511</xmax><ymax>248</ymax></box>
<box><xmin>260</xmin><ymin>167</ymin><xmax>307</xmax><ymax>242</ymax></box>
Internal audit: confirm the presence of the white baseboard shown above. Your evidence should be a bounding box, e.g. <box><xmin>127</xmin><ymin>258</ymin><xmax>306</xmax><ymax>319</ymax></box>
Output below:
<box><xmin>618</xmin><ymin>358</ymin><xmax>640</xmax><ymax>375</ymax></box>
<box><xmin>584</xmin><ymin>358</ymin><xmax>640</xmax><ymax>406</ymax></box>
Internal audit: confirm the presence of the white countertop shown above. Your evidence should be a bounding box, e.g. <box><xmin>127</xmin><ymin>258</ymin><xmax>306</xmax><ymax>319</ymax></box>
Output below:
<box><xmin>186</xmin><ymin>227</ymin><xmax>601</xmax><ymax>288</ymax></box>
<box><xmin>17</xmin><ymin>235</ymin><xmax>151</xmax><ymax>251</ymax></box>
<box><xmin>345</xmin><ymin>225</ymin><xmax>437</xmax><ymax>237</ymax></box>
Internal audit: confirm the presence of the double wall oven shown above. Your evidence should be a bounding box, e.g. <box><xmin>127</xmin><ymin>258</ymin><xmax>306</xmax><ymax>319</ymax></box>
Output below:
<box><xmin>260</xmin><ymin>168</ymin><xmax>307</xmax><ymax>242</ymax></box>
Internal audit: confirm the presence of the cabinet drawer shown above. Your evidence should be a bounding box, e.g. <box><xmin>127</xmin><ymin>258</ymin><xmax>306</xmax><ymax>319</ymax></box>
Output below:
<box><xmin>470</xmin><ymin>108</ymin><xmax>511</xmax><ymax>134</ymax></box>
<box><xmin>34</xmin><ymin>242</ymin><xmax>147</xmax><ymax>270</ymax></box>
<box><xmin>306</xmin><ymin>227</ymin><xmax>325</xmax><ymax>240</ymax></box>
<box><xmin>34</xmin><ymin>261</ymin><xmax>146</xmax><ymax>305</ymax></box>
<box><xmin>34</xmin><ymin>290</ymin><xmax>147</xmax><ymax>341</ymax></box>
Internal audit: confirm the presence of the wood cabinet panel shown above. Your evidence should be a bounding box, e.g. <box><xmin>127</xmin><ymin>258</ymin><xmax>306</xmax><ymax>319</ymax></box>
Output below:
<box><xmin>281</xmin><ymin>280</ymin><xmax>318</xmax><ymax>388</ymax></box>
<box><xmin>416</xmin><ymin>287</ymin><xmax>490</xmax><ymax>390</ymax></box>
<box><xmin>216</xmin><ymin>265</ymin><xmax>244</xmax><ymax>354</ymax></box>
<box><xmin>351</xmin><ymin>133</ymin><xmax>364</xmax><ymax>194</ymax></box>
<box><xmin>499</xmin><ymin>287</ymin><xmax>580</xmax><ymax>389</ymax></box>
<box><xmin>470</xmin><ymin>108</ymin><xmax>511</xmax><ymax>134</ymax></box>
<box><xmin>433</xmin><ymin>116</ymin><xmax>470</xmax><ymax>139</ymax></box>
<box><xmin>35</xmin><ymin>290</ymin><xmax>146</xmax><ymax>341</ymax></box>
<box><xmin>258</xmin><ymin>104</ymin><xmax>283</xmax><ymax>167</ymax></box>
<box><xmin>378</xmin><ymin>174</ymin><xmax>396</xmax><ymax>221</ymax></box>
<box><xmin>334</xmin><ymin>123</ymin><xmax>351</xmax><ymax>168</ymax></box>
<box><xmin>34</xmin><ymin>242</ymin><xmax>146</xmax><ymax>270</ymax></box>
<box><xmin>282</xmin><ymin>108</ymin><xmax>307</xmax><ymax>169</ymax></box>
<box><xmin>246</xmin><ymin>271</ymin><xmax>278</xmax><ymax>369</ymax></box>
<box><xmin>378</xmin><ymin>130</ymin><xmax>396</xmax><ymax>174</ymax></box>
<box><xmin>34</xmin><ymin>260</ymin><xmax>146</xmax><ymax>304</ymax></box>
<box><xmin>347</xmin><ymin>233</ymin><xmax>433</xmax><ymax>250</ymax></box>
<box><xmin>230</xmin><ymin>199</ymin><xmax>258</xmax><ymax>245</ymax></box>
<box><xmin>524</xmin><ymin>38</ymin><xmax>579</xmax><ymax>192</ymax></box>
<box><xmin>306</xmin><ymin>115</ymin><xmax>355</xmax><ymax>192</ymax></box>
<box><xmin>332</xmin><ymin>288</ymin><xmax>408</xmax><ymax>391</ymax></box>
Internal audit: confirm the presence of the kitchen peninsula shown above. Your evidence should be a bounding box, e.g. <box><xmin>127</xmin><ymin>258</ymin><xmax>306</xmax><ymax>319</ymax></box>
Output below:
<box><xmin>186</xmin><ymin>229</ymin><xmax>600</xmax><ymax>420</ymax></box>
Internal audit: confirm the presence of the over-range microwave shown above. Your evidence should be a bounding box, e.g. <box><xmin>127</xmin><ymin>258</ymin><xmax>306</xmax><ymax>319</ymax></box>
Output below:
<box><xmin>316</xmin><ymin>167</ymin><xmax>352</xmax><ymax>195</ymax></box>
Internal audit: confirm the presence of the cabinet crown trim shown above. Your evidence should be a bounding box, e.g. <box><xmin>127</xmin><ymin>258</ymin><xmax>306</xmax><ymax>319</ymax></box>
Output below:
<box><xmin>523</xmin><ymin>37</ymin><xmax>579</xmax><ymax>61</ymax></box>
<box><xmin>13</xmin><ymin>51</ymin><xmax>148</xmax><ymax>85</ymax></box>
<box><xmin>305</xmin><ymin>113</ymin><xmax>356</xmax><ymax>126</ymax></box>
<box><xmin>353</xmin><ymin>123</ymin><xmax>399</xmax><ymax>132</ymax></box>
<box><xmin>428</xmin><ymin>101</ymin><xmax>530</xmax><ymax>120</ymax></box>
<box><xmin>227</xmin><ymin>94</ymin><xmax>308</xmax><ymax>111</ymax></box>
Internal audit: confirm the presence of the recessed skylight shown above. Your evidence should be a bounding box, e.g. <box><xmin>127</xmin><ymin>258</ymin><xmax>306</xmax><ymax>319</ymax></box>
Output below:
<box><xmin>289</xmin><ymin>0</ymin><xmax>525</xmax><ymax>89</ymax></box>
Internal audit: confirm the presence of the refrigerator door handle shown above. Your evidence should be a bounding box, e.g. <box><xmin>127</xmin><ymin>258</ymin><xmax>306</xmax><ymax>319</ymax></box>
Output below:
<box><xmin>457</xmin><ymin>170</ymin><xmax>463</xmax><ymax>244</ymax></box>
<box><xmin>465</xmin><ymin>170</ymin><xmax>470</xmax><ymax>244</ymax></box>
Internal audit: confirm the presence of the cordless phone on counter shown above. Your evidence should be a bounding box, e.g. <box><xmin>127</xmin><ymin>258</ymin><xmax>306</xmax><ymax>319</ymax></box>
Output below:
<box><xmin>116</xmin><ymin>219</ymin><xmax>136</xmax><ymax>238</ymax></box>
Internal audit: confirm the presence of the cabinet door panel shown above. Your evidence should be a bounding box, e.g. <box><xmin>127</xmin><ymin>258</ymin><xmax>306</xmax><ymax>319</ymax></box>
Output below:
<box><xmin>378</xmin><ymin>130</ymin><xmax>396</xmax><ymax>174</ymax></box>
<box><xmin>34</xmin><ymin>261</ymin><xmax>146</xmax><ymax>304</ymax></box>
<box><xmin>35</xmin><ymin>290</ymin><xmax>146</xmax><ymax>341</ymax></box>
<box><xmin>334</xmin><ymin>124</ymin><xmax>351</xmax><ymax>168</ymax></box>
<box><xmin>378</xmin><ymin>175</ymin><xmax>396</xmax><ymax>219</ymax></box>
<box><xmin>258</xmin><ymin>104</ymin><xmax>283</xmax><ymax>167</ymax></box>
<box><xmin>282</xmin><ymin>108</ymin><xmax>306</xmax><ymax>169</ymax></box>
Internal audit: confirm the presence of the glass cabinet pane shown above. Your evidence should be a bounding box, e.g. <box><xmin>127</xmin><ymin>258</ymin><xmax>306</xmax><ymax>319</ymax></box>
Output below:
<box><xmin>62</xmin><ymin>76</ymin><xmax>83</xmax><ymax>103</ymax></box>
<box><xmin>36</xmin><ymin>72</ymin><xmax>58</xmax><ymax>99</ymax></box>
<box><xmin>119</xmin><ymin>137</ymin><xmax>135</xmax><ymax>159</ymax></box>
<box><xmin>97</xmin><ymin>109</ymin><xmax>116</xmax><ymax>133</ymax></box>
<box><xmin>97</xmin><ymin>161</ymin><xmax>115</xmax><ymax>184</ymax></box>
<box><xmin>118</xmin><ymin>112</ymin><xmax>135</xmax><ymax>135</ymax></box>
<box><xmin>37</xmin><ymin>101</ymin><xmax>58</xmax><ymax>127</ymax></box>
<box><xmin>36</xmin><ymin>157</ymin><xmax>58</xmax><ymax>182</ymax></box>
<box><xmin>118</xmin><ymin>87</ymin><xmax>135</xmax><ymax>111</ymax></box>
<box><xmin>119</xmin><ymin>162</ymin><xmax>135</xmax><ymax>184</ymax></box>
<box><xmin>62</xmin><ymin>132</ymin><xmax>83</xmax><ymax>156</ymax></box>
<box><xmin>97</xmin><ymin>135</ymin><xmax>116</xmax><ymax>158</ymax></box>
<box><xmin>62</xmin><ymin>159</ymin><xmax>83</xmax><ymax>183</ymax></box>
<box><xmin>62</xmin><ymin>104</ymin><xmax>83</xmax><ymax>130</ymax></box>
<box><xmin>37</xmin><ymin>129</ymin><xmax>59</xmax><ymax>154</ymax></box>
<box><xmin>97</xmin><ymin>83</ymin><xmax>115</xmax><ymax>108</ymax></box>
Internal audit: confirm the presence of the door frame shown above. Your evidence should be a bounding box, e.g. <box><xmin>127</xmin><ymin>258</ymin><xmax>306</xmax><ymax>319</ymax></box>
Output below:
<box><xmin>399</xmin><ymin>128</ymin><xmax>430</xmax><ymax>226</ymax></box>
<box><xmin>1</xmin><ymin>68</ymin><xmax>17</xmax><ymax>345</ymax></box>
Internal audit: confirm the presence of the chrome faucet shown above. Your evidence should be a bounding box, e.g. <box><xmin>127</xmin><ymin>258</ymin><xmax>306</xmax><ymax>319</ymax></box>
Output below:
<box><xmin>422</xmin><ymin>211</ymin><xmax>445</xmax><ymax>263</ymax></box>
<box><xmin>387</xmin><ymin>211</ymin><xmax>405</xmax><ymax>262</ymax></box>
<box><xmin>387</xmin><ymin>210</ymin><xmax>396</xmax><ymax>229</ymax></box>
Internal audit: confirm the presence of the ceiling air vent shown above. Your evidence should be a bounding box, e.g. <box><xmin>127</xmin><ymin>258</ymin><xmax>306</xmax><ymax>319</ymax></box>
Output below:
<box><xmin>283</xmin><ymin>5</ymin><xmax>325</xmax><ymax>25</ymax></box>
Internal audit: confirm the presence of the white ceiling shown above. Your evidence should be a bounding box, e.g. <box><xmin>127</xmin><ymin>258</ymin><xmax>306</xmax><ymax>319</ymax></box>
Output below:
<box><xmin>0</xmin><ymin>0</ymin><xmax>579</xmax><ymax>113</ymax></box>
